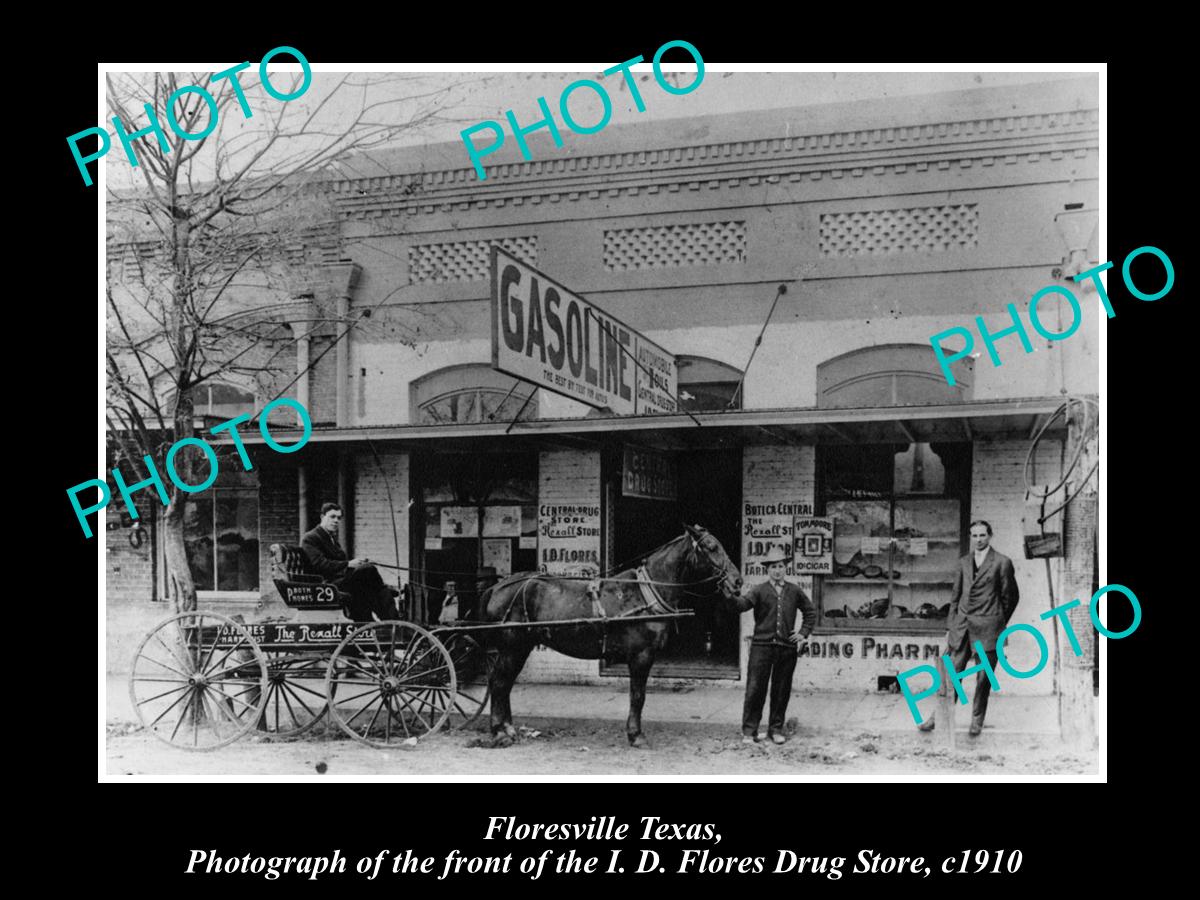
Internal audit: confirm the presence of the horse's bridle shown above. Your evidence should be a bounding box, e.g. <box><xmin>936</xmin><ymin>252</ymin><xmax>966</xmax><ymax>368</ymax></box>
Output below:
<box><xmin>685</xmin><ymin>531</ymin><xmax>741</xmax><ymax>596</ymax></box>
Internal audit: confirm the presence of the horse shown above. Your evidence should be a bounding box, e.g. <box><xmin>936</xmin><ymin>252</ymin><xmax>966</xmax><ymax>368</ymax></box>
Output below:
<box><xmin>479</xmin><ymin>523</ymin><xmax>743</xmax><ymax>747</ymax></box>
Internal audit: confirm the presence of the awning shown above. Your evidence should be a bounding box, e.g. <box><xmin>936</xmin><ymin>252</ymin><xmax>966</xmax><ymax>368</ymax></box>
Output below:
<box><xmin>233</xmin><ymin>396</ymin><xmax>1078</xmax><ymax>453</ymax></box>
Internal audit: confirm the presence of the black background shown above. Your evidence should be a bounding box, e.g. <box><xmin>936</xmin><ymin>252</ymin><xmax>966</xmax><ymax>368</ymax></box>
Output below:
<box><xmin>44</xmin><ymin>20</ymin><xmax>1181</xmax><ymax>892</ymax></box>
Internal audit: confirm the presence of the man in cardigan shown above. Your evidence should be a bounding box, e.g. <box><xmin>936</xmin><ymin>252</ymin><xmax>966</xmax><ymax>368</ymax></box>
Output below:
<box><xmin>918</xmin><ymin>519</ymin><xmax>1020</xmax><ymax>736</ymax></box>
<box><xmin>301</xmin><ymin>502</ymin><xmax>398</xmax><ymax>622</ymax></box>
<box><xmin>735</xmin><ymin>548</ymin><xmax>815</xmax><ymax>745</ymax></box>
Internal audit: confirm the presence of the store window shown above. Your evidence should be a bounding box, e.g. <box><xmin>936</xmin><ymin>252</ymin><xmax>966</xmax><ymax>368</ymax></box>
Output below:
<box><xmin>818</xmin><ymin>442</ymin><xmax>970</xmax><ymax>630</ymax></box>
<box><xmin>165</xmin><ymin>382</ymin><xmax>257</xmax><ymax>427</ymax></box>
<box><xmin>816</xmin><ymin>343</ymin><xmax>973</xmax><ymax>408</ymax></box>
<box><xmin>411</xmin><ymin>364</ymin><xmax>538</xmax><ymax>424</ymax></box>
<box><xmin>157</xmin><ymin>462</ymin><xmax>260</xmax><ymax>598</ymax></box>
<box><xmin>676</xmin><ymin>356</ymin><xmax>743</xmax><ymax>411</ymax></box>
<box><xmin>182</xmin><ymin>488</ymin><xmax>260</xmax><ymax>593</ymax></box>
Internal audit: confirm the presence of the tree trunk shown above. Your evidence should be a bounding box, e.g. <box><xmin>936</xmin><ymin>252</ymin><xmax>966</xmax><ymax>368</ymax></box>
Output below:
<box><xmin>163</xmin><ymin>499</ymin><xmax>197</xmax><ymax>613</ymax></box>
<box><xmin>164</xmin><ymin>202</ymin><xmax>199</xmax><ymax>614</ymax></box>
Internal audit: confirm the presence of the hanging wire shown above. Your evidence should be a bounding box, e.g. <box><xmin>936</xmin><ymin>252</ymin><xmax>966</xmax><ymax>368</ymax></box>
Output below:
<box><xmin>1023</xmin><ymin>396</ymin><xmax>1100</xmax><ymax>524</ymax></box>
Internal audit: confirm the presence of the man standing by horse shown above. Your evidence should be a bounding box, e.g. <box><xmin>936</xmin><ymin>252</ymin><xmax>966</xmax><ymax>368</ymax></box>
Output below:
<box><xmin>735</xmin><ymin>548</ymin><xmax>814</xmax><ymax>745</ymax></box>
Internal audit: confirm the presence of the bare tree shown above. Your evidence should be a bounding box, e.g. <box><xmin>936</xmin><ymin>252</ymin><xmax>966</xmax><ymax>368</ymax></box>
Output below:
<box><xmin>105</xmin><ymin>68</ymin><xmax>459</xmax><ymax>613</ymax></box>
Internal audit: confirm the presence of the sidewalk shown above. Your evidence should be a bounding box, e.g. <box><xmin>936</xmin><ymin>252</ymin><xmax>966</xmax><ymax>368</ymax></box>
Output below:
<box><xmin>105</xmin><ymin>676</ymin><xmax>1063</xmax><ymax>736</ymax></box>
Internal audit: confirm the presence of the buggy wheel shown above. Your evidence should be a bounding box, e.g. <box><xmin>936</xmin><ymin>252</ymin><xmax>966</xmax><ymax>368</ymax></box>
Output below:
<box><xmin>128</xmin><ymin>612</ymin><xmax>268</xmax><ymax>751</ymax></box>
<box><xmin>432</xmin><ymin>631</ymin><xmax>493</xmax><ymax>729</ymax></box>
<box><xmin>258</xmin><ymin>651</ymin><xmax>331</xmax><ymax>739</ymax></box>
<box><xmin>325</xmin><ymin>621</ymin><xmax>456</xmax><ymax>748</ymax></box>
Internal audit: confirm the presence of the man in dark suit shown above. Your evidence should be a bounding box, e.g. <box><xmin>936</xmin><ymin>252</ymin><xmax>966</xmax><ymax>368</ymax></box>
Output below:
<box><xmin>919</xmin><ymin>519</ymin><xmax>1020</xmax><ymax>736</ymax></box>
<box><xmin>301</xmin><ymin>502</ymin><xmax>398</xmax><ymax>622</ymax></box>
<box><xmin>734</xmin><ymin>548</ymin><xmax>816</xmax><ymax>745</ymax></box>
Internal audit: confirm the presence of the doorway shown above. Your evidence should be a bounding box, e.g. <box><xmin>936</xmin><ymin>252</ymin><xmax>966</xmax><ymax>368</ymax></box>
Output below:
<box><xmin>411</xmin><ymin>452</ymin><xmax>539</xmax><ymax>624</ymax></box>
<box><xmin>605</xmin><ymin>446</ymin><xmax>742</xmax><ymax>678</ymax></box>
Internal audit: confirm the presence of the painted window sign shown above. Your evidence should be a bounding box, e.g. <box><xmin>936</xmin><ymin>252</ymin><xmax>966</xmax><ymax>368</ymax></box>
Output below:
<box><xmin>622</xmin><ymin>445</ymin><xmax>678</xmax><ymax>501</ymax></box>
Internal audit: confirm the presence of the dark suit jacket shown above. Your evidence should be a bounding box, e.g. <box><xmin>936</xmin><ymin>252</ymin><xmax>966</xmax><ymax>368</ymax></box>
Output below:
<box><xmin>735</xmin><ymin>580</ymin><xmax>816</xmax><ymax>646</ymax></box>
<box><xmin>946</xmin><ymin>548</ymin><xmax>1020</xmax><ymax>653</ymax></box>
<box><xmin>300</xmin><ymin>525</ymin><xmax>349</xmax><ymax>580</ymax></box>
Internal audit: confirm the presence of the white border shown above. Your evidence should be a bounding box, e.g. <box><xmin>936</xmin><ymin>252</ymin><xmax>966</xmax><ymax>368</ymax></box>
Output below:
<box><xmin>99</xmin><ymin>60</ymin><xmax>1107</xmax><ymax>784</ymax></box>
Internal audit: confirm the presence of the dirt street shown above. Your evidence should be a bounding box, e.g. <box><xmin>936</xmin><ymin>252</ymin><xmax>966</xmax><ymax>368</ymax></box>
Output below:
<box><xmin>105</xmin><ymin>717</ymin><xmax>1096</xmax><ymax>778</ymax></box>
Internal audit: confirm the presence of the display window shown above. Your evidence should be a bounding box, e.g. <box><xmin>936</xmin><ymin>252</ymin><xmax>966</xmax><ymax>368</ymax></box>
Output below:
<box><xmin>817</xmin><ymin>442</ymin><xmax>971</xmax><ymax>630</ymax></box>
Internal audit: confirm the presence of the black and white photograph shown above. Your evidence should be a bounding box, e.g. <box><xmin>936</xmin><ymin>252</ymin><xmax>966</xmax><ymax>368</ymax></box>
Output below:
<box><xmin>96</xmin><ymin>60</ymin><xmax>1108</xmax><ymax>781</ymax></box>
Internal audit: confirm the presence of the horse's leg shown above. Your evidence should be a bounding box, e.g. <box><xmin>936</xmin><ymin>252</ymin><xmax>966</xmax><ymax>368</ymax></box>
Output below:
<box><xmin>626</xmin><ymin>646</ymin><xmax>655</xmax><ymax>749</ymax></box>
<box><xmin>489</xmin><ymin>637</ymin><xmax>534</xmax><ymax>740</ymax></box>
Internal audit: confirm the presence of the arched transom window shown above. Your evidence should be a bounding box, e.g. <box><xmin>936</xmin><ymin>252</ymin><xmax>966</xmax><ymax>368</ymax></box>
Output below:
<box><xmin>411</xmin><ymin>364</ymin><xmax>538</xmax><ymax>425</ymax></box>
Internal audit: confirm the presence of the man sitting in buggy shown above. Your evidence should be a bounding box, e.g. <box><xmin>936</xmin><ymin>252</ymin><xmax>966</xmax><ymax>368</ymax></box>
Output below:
<box><xmin>301</xmin><ymin>502</ymin><xmax>400</xmax><ymax>622</ymax></box>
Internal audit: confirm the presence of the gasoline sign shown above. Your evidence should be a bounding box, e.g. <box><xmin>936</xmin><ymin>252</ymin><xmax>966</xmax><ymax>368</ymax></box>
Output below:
<box><xmin>490</xmin><ymin>247</ymin><xmax>677</xmax><ymax>415</ymax></box>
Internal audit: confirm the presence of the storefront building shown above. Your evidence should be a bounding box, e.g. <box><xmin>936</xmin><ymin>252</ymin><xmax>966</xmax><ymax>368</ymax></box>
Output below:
<box><xmin>106</xmin><ymin>76</ymin><xmax>1100</xmax><ymax>697</ymax></box>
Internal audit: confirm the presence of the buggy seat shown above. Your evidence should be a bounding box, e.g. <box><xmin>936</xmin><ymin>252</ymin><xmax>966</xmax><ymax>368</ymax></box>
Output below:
<box><xmin>269</xmin><ymin>544</ymin><xmax>351</xmax><ymax>612</ymax></box>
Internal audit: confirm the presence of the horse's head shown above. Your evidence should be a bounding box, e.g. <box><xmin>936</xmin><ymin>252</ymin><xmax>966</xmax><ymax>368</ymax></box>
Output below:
<box><xmin>682</xmin><ymin>524</ymin><xmax>743</xmax><ymax>600</ymax></box>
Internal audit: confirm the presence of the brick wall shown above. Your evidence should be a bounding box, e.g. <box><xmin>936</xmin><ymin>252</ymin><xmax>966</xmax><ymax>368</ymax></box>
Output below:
<box><xmin>105</xmin><ymin>520</ymin><xmax>168</xmax><ymax>674</ymax></box>
<box><xmin>309</xmin><ymin>336</ymin><xmax>338</xmax><ymax>425</ymax></box>
<box><xmin>969</xmin><ymin>437</ymin><xmax>1064</xmax><ymax>686</ymax></box>
<box><xmin>741</xmin><ymin>444</ymin><xmax>817</xmax><ymax>684</ymax></box>
<box><xmin>523</xmin><ymin>449</ymin><xmax>601</xmax><ymax>683</ymax></box>
<box><xmin>257</xmin><ymin>454</ymin><xmax>299</xmax><ymax>615</ymax></box>
<box><xmin>352</xmin><ymin>448</ymin><xmax>409</xmax><ymax>589</ymax></box>
<box><xmin>106</xmin><ymin>527</ymin><xmax>155</xmax><ymax>603</ymax></box>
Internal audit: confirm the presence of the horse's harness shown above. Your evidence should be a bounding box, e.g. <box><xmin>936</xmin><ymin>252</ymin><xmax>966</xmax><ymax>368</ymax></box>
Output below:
<box><xmin>496</xmin><ymin>533</ymin><xmax>726</xmax><ymax>654</ymax></box>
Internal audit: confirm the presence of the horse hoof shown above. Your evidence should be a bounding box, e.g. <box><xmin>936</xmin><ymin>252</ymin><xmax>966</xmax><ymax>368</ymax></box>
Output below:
<box><xmin>628</xmin><ymin>733</ymin><xmax>650</xmax><ymax>749</ymax></box>
<box><xmin>503</xmin><ymin>724</ymin><xmax>518</xmax><ymax>739</ymax></box>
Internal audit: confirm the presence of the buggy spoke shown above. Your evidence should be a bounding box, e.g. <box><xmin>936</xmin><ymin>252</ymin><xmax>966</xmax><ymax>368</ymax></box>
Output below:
<box><xmin>201</xmin><ymin>636</ymin><xmax>247</xmax><ymax>678</ymax></box>
<box><xmin>392</xmin><ymin>690</ymin><xmax>432</xmax><ymax>733</ymax></box>
<box><xmin>346</xmin><ymin>693</ymin><xmax>385</xmax><ymax>729</ymax></box>
<box><xmin>395</xmin><ymin>664</ymin><xmax>451</xmax><ymax>686</ymax></box>
<box><xmin>169</xmin><ymin>692</ymin><xmax>195</xmax><ymax>742</ymax></box>
<box><xmin>279</xmin><ymin>683</ymin><xmax>317</xmax><ymax>725</ymax></box>
<box><xmin>137</xmin><ymin>682</ymin><xmax>192</xmax><ymax>705</ymax></box>
<box><xmin>334</xmin><ymin>656</ymin><xmax>379</xmax><ymax>681</ymax></box>
<box><xmin>282</xmin><ymin>679</ymin><xmax>328</xmax><ymax>701</ymax></box>
<box><xmin>150</xmin><ymin>686</ymin><xmax>194</xmax><ymax>729</ymax></box>
<box><xmin>330</xmin><ymin>686</ymin><xmax>383</xmax><ymax>705</ymax></box>
<box><xmin>205</xmin><ymin>683</ymin><xmax>262</xmax><ymax>713</ymax></box>
<box><xmin>385</xmin><ymin>695</ymin><xmax>412</xmax><ymax>739</ymax></box>
<box><xmin>153</xmin><ymin>635</ymin><xmax>195</xmax><ymax>677</ymax></box>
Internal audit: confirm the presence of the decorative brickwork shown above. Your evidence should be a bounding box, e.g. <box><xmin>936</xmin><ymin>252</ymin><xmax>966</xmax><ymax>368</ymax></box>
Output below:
<box><xmin>819</xmin><ymin>205</ymin><xmax>979</xmax><ymax>258</ymax></box>
<box><xmin>603</xmin><ymin>221</ymin><xmax>746</xmax><ymax>271</ymax></box>
<box><xmin>408</xmin><ymin>236</ymin><xmax>538</xmax><ymax>284</ymax></box>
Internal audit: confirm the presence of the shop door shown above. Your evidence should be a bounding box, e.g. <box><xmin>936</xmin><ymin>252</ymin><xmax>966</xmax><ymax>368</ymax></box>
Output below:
<box><xmin>412</xmin><ymin>453</ymin><xmax>538</xmax><ymax>624</ymax></box>
<box><xmin>606</xmin><ymin>447</ymin><xmax>742</xmax><ymax>678</ymax></box>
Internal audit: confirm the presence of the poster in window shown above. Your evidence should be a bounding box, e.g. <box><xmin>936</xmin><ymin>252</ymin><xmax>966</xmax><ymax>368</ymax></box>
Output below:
<box><xmin>792</xmin><ymin>517</ymin><xmax>834</xmax><ymax>574</ymax></box>
<box><xmin>482</xmin><ymin>538</ymin><xmax>513</xmax><ymax>576</ymax></box>
<box><xmin>441</xmin><ymin>506</ymin><xmax>479</xmax><ymax>538</ymax></box>
<box><xmin>483</xmin><ymin>505</ymin><xmax>522</xmax><ymax>537</ymax></box>
<box><xmin>520</xmin><ymin>505</ymin><xmax>538</xmax><ymax>549</ymax></box>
